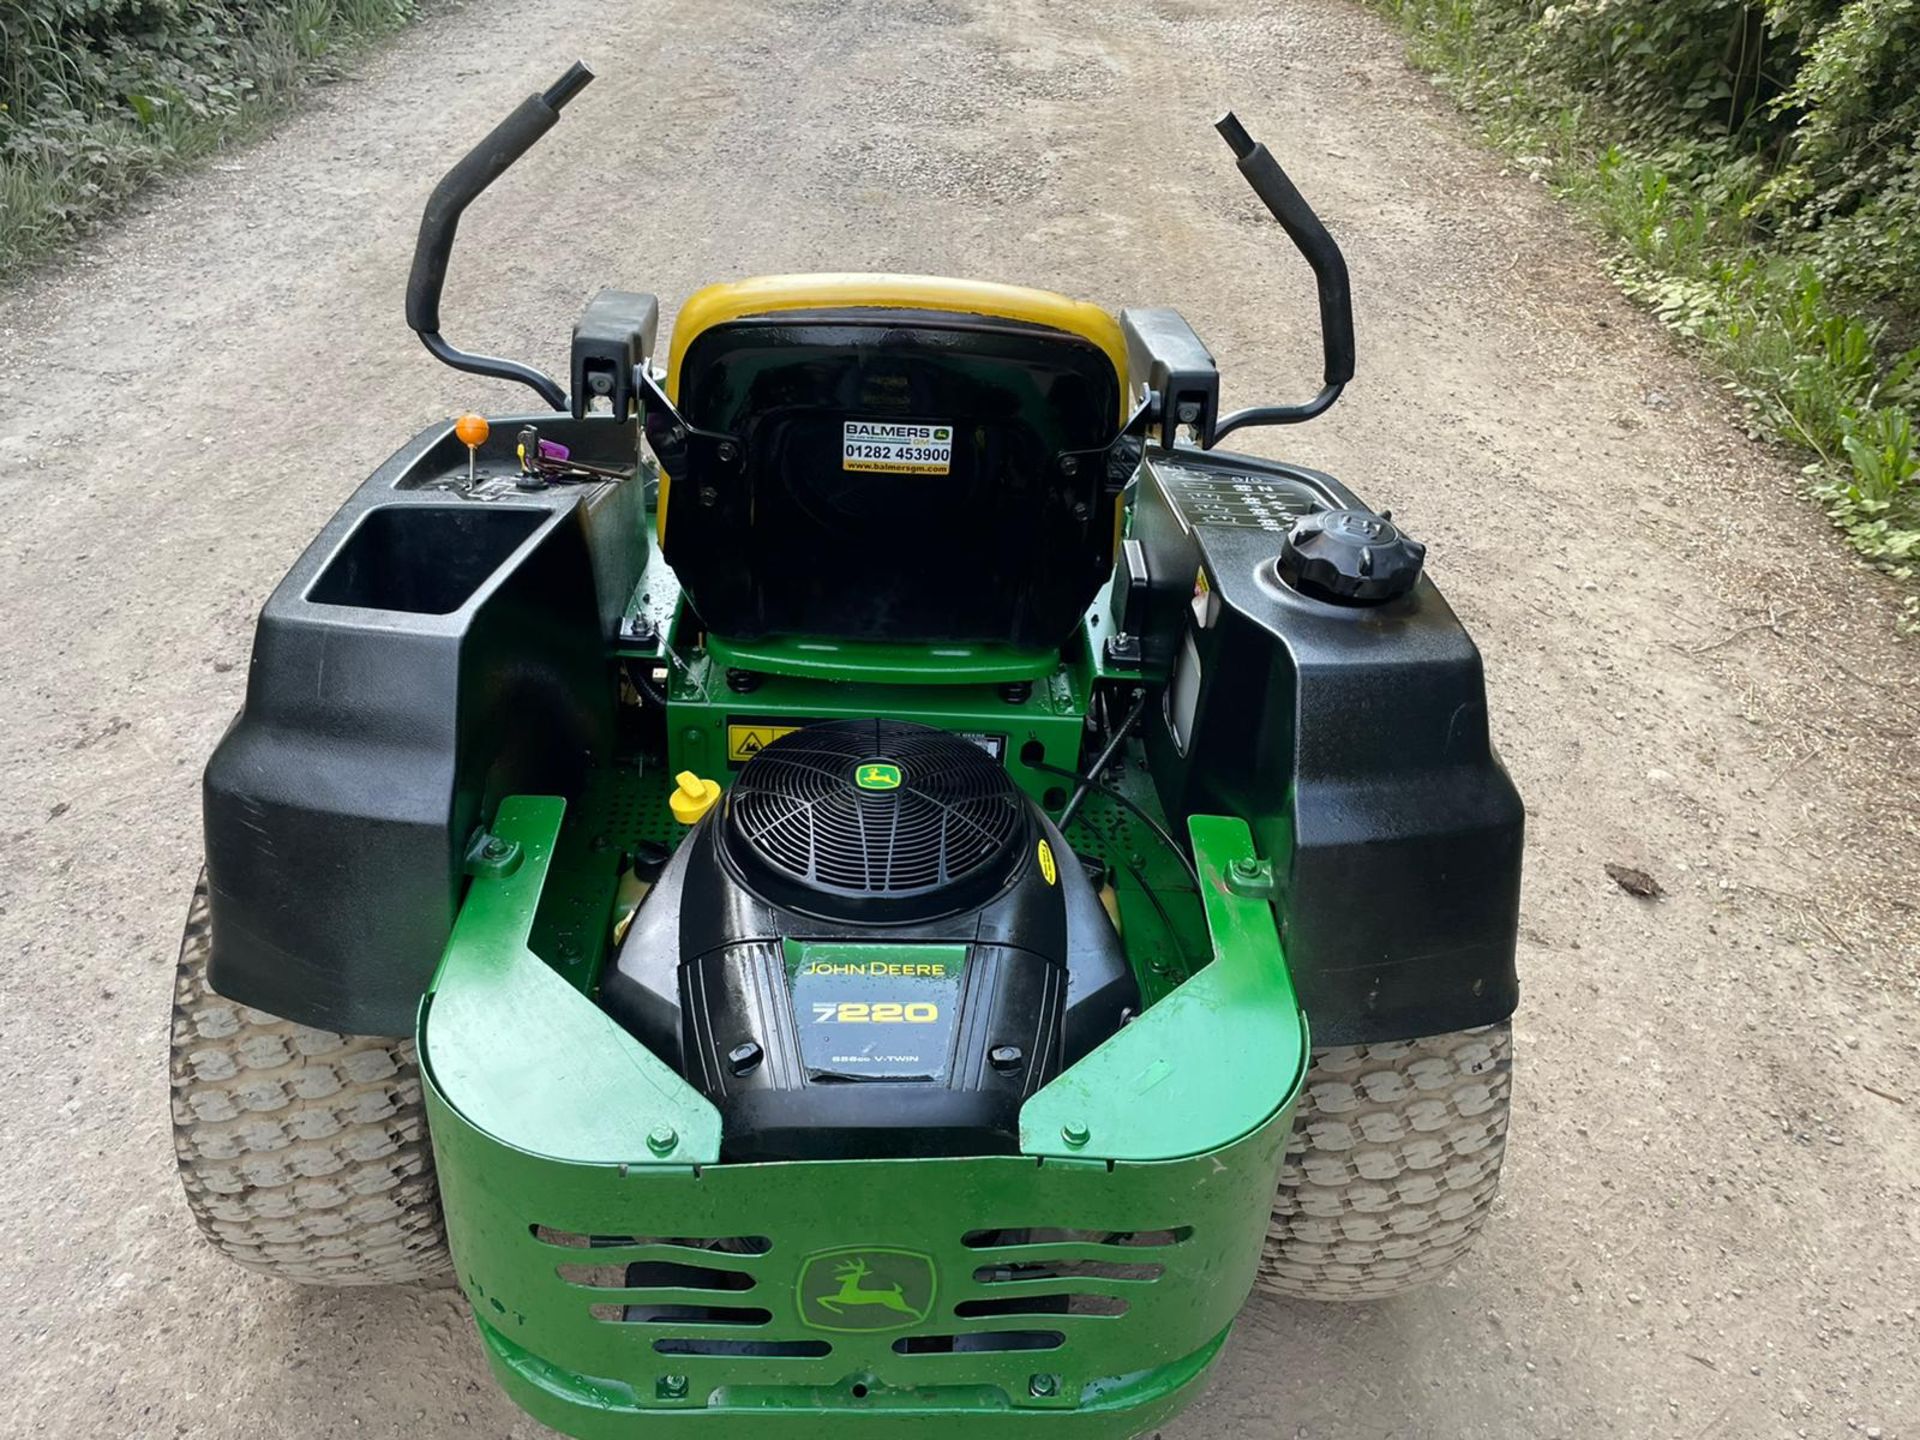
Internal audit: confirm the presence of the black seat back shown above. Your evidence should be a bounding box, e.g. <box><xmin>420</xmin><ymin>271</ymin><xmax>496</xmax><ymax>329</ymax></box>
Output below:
<box><xmin>661</xmin><ymin>279</ymin><xmax>1127</xmax><ymax>650</ymax></box>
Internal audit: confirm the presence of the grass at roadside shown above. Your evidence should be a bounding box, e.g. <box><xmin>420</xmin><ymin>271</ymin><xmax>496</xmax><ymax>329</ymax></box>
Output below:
<box><xmin>1372</xmin><ymin>1</ymin><xmax>1919</xmax><ymax>629</ymax></box>
<box><xmin>1</xmin><ymin>0</ymin><xmax>424</xmax><ymax>283</ymax></box>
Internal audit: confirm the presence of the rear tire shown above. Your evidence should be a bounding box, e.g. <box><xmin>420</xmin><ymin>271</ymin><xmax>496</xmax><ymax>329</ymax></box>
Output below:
<box><xmin>169</xmin><ymin>874</ymin><xmax>449</xmax><ymax>1285</ymax></box>
<box><xmin>1255</xmin><ymin>1022</ymin><xmax>1512</xmax><ymax>1301</ymax></box>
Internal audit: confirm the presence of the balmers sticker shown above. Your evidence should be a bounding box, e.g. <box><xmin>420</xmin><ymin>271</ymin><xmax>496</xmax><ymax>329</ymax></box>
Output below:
<box><xmin>843</xmin><ymin>420</ymin><xmax>953</xmax><ymax>475</ymax></box>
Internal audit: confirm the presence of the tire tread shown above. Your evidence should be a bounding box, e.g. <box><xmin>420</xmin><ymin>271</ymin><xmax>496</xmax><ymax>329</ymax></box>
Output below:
<box><xmin>169</xmin><ymin>878</ymin><xmax>449</xmax><ymax>1285</ymax></box>
<box><xmin>1256</xmin><ymin>1022</ymin><xmax>1511</xmax><ymax>1301</ymax></box>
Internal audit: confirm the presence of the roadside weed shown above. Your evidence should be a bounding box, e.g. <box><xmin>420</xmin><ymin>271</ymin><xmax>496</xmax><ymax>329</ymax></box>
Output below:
<box><xmin>1375</xmin><ymin>0</ymin><xmax>1920</xmax><ymax>621</ymax></box>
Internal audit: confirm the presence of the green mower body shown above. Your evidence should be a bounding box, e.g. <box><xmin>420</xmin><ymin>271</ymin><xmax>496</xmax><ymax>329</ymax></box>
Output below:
<box><xmin>424</xmin><ymin>795</ymin><xmax>1303</xmax><ymax>1437</ymax></box>
<box><xmin>181</xmin><ymin>65</ymin><xmax>1522</xmax><ymax>1440</ymax></box>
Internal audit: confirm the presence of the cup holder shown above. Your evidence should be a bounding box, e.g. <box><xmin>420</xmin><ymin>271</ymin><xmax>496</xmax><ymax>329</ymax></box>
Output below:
<box><xmin>308</xmin><ymin>505</ymin><xmax>546</xmax><ymax>615</ymax></box>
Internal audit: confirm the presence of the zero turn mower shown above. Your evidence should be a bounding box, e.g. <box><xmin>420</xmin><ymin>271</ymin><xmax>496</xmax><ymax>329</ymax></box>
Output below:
<box><xmin>170</xmin><ymin>63</ymin><xmax>1522</xmax><ymax>1438</ymax></box>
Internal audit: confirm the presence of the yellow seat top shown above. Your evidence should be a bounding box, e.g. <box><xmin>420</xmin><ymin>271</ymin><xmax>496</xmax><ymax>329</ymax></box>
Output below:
<box><xmin>666</xmin><ymin>273</ymin><xmax>1128</xmax><ymax>395</ymax></box>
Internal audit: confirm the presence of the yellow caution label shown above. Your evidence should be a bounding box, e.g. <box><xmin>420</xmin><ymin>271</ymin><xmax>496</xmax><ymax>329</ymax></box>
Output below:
<box><xmin>1036</xmin><ymin>839</ymin><xmax>1058</xmax><ymax>886</ymax></box>
<box><xmin>727</xmin><ymin>723</ymin><xmax>801</xmax><ymax>763</ymax></box>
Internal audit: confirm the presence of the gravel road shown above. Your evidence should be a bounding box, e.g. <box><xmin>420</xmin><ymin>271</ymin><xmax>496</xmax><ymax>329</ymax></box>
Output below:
<box><xmin>2</xmin><ymin>0</ymin><xmax>1916</xmax><ymax>1435</ymax></box>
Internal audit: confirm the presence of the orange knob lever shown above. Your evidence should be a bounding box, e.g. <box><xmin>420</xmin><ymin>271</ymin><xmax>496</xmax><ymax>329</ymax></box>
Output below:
<box><xmin>455</xmin><ymin>413</ymin><xmax>489</xmax><ymax>489</ymax></box>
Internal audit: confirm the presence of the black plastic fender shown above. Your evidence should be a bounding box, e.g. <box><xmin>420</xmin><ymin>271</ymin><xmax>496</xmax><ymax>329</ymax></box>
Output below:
<box><xmin>202</xmin><ymin>417</ymin><xmax>644</xmax><ymax>1035</ymax></box>
<box><xmin>1131</xmin><ymin>447</ymin><xmax>1523</xmax><ymax>1046</ymax></box>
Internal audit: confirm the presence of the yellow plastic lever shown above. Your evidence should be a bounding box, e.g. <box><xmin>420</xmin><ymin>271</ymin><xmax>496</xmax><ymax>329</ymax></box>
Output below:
<box><xmin>669</xmin><ymin>770</ymin><xmax>721</xmax><ymax>825</ymax></box>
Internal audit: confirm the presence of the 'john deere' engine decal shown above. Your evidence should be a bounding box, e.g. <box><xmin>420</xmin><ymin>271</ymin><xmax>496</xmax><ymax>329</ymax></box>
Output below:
<box><xmin>842</xmin><ymin>419</ymin><xmax>953</xmax><ymax>474</ymax></box>
<box><xmin>786</xmin><ymin>940</ymin><xmax>966</xmax><ymax>1081</ymax></box>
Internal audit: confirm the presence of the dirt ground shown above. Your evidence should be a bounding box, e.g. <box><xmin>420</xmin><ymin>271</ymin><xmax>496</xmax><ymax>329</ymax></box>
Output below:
<box><xmin>1</xmin><ymin>0</ymin><xmax>1916</xmax><ymax>1435</ymax></box>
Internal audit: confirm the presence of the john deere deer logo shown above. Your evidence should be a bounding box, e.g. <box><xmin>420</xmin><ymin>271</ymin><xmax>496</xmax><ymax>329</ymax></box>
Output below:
<box><xmin>796</xmin><ymin>1247</ymin><xmax>936</xmax><ymax>1332</ymax></box>
<box><xmin>820</xmin><ymin>1258</ymin><xmax>914</xmax><ymax>1317</ymax></box>
<box><xmin>855</xmin><ymin>761</ymin><xmax>903</xmax><ymax>791</ymax></box>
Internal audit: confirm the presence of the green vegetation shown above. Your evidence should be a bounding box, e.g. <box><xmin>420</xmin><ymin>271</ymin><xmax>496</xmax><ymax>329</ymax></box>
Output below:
<box><xmin>1</xmin><ymin>0</ymin><xmax>421</xmax><ymax>278</ymax></box>
<box><xmin>1376</xmin><ymin>0</ymin><xmax>1920</xmax><ymax>623</ymax></box>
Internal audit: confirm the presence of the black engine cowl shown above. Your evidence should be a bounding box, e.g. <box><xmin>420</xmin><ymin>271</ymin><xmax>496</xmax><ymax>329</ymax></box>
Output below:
<box><xmin>601</xmin><ymin>719</ymin><xmax>1137</xmax><ymax>1162</ymax></box>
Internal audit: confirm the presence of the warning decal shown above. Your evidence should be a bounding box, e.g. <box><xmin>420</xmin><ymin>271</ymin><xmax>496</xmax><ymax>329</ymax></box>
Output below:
<box><xmin>727</xmin><ymin>723</ymin><xmax>802</xmax><ymax>763</ymax></box>
<box><xmin>843</xmin><ymin>420</ymin><xmax>953</xmax><ymax>475</ymax></box>
<box><xmin>728</xmin><ymin>722</ymin><xmax>1005</xmax><ymax>765</ymax></box>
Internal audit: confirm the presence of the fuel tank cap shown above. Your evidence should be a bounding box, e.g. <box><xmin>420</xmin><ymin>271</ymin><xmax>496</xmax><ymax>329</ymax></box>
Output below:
<box><xmin>1278</xmin><ymin>508</ymin><xmax>1426</xmax><ymax>604</ymax></box>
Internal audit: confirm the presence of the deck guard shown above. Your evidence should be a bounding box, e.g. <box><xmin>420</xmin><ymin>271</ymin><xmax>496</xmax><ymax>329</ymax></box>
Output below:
<box><xmin>420</xmin><ymin>796</ymin><xmax>1305</xmax><ymax>1439</ymax></box>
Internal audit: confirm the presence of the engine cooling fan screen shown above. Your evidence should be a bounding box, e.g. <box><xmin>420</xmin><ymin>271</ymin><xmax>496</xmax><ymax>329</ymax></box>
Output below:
<box><xmin>724</xmin><ymin>719</ymin><xmax>1025</xmax><ymax>915</ymax></box>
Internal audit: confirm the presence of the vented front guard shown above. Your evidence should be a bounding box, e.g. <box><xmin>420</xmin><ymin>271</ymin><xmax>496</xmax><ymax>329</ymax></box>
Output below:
<box><xmin>421</xmin><ymin>797</ymin><xmax>1305</xmax><ymax>1438</ymax></box>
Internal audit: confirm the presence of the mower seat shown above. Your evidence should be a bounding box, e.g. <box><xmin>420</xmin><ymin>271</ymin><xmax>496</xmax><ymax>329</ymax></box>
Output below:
<box><xmin>660</xmin><ymin>274</ymin><xmax>1129</xmax><ymax>650</ymax></box>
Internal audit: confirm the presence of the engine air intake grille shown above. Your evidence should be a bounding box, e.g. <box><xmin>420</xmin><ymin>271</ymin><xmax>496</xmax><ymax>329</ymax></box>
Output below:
<box><xmin>724</xmin><ymin>719</ymin><xmax>1025</xmax><ymax>917</ymax></box>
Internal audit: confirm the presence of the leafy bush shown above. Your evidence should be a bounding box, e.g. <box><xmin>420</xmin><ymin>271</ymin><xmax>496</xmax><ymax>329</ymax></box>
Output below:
<box><xmin>1756</xmin><ymin>0</ymin><xmax>1920</xmax><ymax>315</ymax></box>
<box><xmin>1380</xmin><ymin>0</ymin><xmax>1920</xmax><ymax>623</ymax></box>
<box><xmin>0</xmin><ymin>0</ymin><xmax>420</xmax><ymax>276</ymax></box>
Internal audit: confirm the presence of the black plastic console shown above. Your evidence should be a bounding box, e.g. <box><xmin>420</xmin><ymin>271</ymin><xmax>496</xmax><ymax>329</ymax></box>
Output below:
<box><xmin>1131</xmin><ymin>447</ymin><xmax>1524</xmax><ymax>1045</ymax></box>
<box><xmin>202</xmin><ymin>416</ymin><xmax>645</xmax><ymax>1035</ymax></box>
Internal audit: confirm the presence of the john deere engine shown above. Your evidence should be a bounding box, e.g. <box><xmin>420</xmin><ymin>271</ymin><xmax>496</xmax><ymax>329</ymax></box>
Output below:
<box><xmin>602</xmin><ymin>719</ymin><xmax>1137</xmax><ymax>1161</ymax></box>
